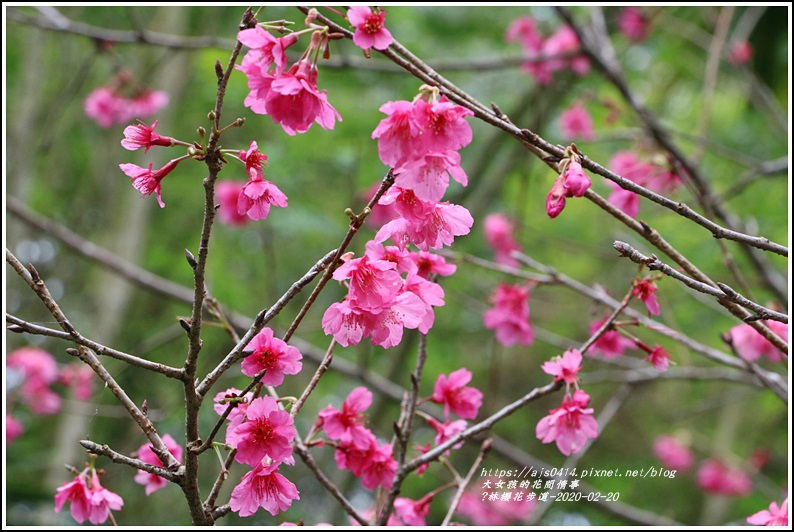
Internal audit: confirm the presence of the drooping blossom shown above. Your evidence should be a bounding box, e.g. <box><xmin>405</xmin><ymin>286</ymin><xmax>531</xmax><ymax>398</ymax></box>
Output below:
<box><xmin>128</xmin><ymin>90</ymin><xmax>169</xmax><ymax>118</ymax></box>
<box><xmin>726</xmin><ymin>321</ymin><xmax>788</xmax><ymax>363</ymax></box>
<box><xmin>457</xmin><ymin>484</ymin><xmax>537</xmax><ymax>525</ymax></box>
<box><xmin>747</xmin><ymin>497</ymin><xmax>788</xmax><ymax>526</ymax></box>
<box><xmin>696</xmin><ymin>459</ymin><xmax>752</xmax><ymax>497</ymax></box>
<box><xmin>335</xmin><ymin>437</ymin><xmax>397</xmax><ymax>490</ymax></box>
<box><xmin>653</xmin><ymin>435</ymin><xmax>694</xmax><ymax>472</ymax></box>
<box><xmin>59</xmin><ymin>363</ymin><xmax>94</xmax><ymax>401</ymax></box>
<box><xmin>237</xmin><ymin>26</ymin><xmax>299</xmax><ymax>72</ymax></box>
<box><xmin>536</xmin><ymin>389</ymin><xmax>598</xmax><ymax>456</ymax></box>
<box><xmin>644</xmin><ymin>344</ymin><xmax>672</xmax><ymax>372</ymax></box>
<box><xmin>6</xmin><ymin>412</ymin><xmax>23</xmax><ymax>444</ymax></box>
<box><xmin>426</xmin><ymin>417</ymin><xmax>467</xmax><ymax>450</ymax></box>
<box><xmin>134</xmin><ymin>434</ymin><xmax>183</xmax><ymax>495</ymax></box>
<box><xmin>241</xmin><ymin>327</ymin><xmax>303</xmax><ymax>386</ymax></box>
<box><xmin>561</xmin><ymin>159</ymin><xmax>591</xmax><ymax>198</ymax></box>
<box><xmin>365</xmin><ymin>240</ymin><xmax>418</xmax><ymax>275</ymax></box>
<box><xmin>727</xmin><ymin>40</ymin><xmax>753</xmax><ymax>65</ymax></box>
<box><xmin>230</xmin><ymin>461</ymin><xmax>300</xmax><ymax>517</ymax></box>
<box><xmin>411</xmin><ymin>250</ymin><xmax>457</xmax><ymax>279</ymax></box>
<box><xmin>239</xmin><ymin>141</ymin><xmax>268</xmax><ymax>180</ymax></box>
<box><xmin>541</xmin><ymin>349</ymin><xmax>583</xmax><ymax>386</ymax></box>
<box><xmin>121</xmin><ymin>120</ymin><xmax>175</xmax><ymax>154</ymax></box>
<box><xmin>484</xmin><ymin>213</ymin><xmax>522</xmax><ymax>267</ymax></box>
<box><xmin>483</xmin><ymin>282</ymin><xmax>534</xmax><ymax>347</ymax></box>
<box><xmin>394</xmin><ymin>151</ymin><xmax>468</xmax><ymax>204</ymax></box>
<box><xmin>318</xmin><ymin>387</ymin><xmax>374</xmax><ymax>450</ymax></box>
<box><xmin>347</xmin><ymin>6</ymin><xmax>393</xmax><ymax>51</ymax></box>
<box><xmin>587</xmin><ymin>316</ymin><xmax>636</xmax><ymax>359</ymax></box>
<box><xmin>559</xmin><ymin>103</ymin><xmax>595</xmax><ymax>142</ymax></box>
<box><xmin>7</xmin><ymin>347</ymin><xmax>62</xmax><ymax>415</ymax></box>
<box><xmin>237</xmin><ymin>176</ymin><xmax>288</xmax><ymax>221</ymax></box>
<box><xmin>606</xmin><ymin>181</ymin><xmax>641</xmax><ymax>218</ymax></box>
<box><xmin>55</xmin><ymin>468</ymin><xmax>124</xmax><ymax>525</ymax></box>
<box><xmin>216</xmin><ymin>181</ymin><xmax>250</xmax><ymax>226</ymax></box>
<box><xmin>84</xmin><ymin>87</ymin><xmax>129</xmax><ymax>128</ymax></box>
<box><xmin>332</xmin><ymin>254</ymin><xmax>403</xmax><ymax>312</ymax></box>
<box><xmin>213</xmin><ymin>387</ymin><xmax>254</xmax><ymax>436</ymax></box>
<box><xmin>416</xmin><ymin>96</ymin><xmax>475</xmax><ymax>154</ymax></box>
<box><xmin>119</xmin><ymin>158</ymin><xmax>182</xmax><ymax>208</ymax></box>
<box><xmin>371</xmin><ymin>100</ymin><xmax>424</xmax><ymax>168</ymax></box>
<box><xmin>545</xmin><ymin>176</ymin><xmax>567</xmax><ymax>219</ymax></box>
<box><xmin>632</xmin><ymin>277</ymin><xmax>660</xmax><ymax>315</ymax></box>
<box><xmin>431</xmin><ymin>368</ymin><xmax>483</xmax><ymax>420</ymax></box>
<box><xmin>618</xmin><ymin>7</ymin><xmax>650</xmax><ymax>42</ymax></box>
<box><xmin>391</xmin><ymin>496</ymin><xmax>432</xmax><ymax>527</ymax></box>
<box><xmin>227</xmin><ymin>396</ymin><xmax>296</xmax><ymax>467</ymax></box>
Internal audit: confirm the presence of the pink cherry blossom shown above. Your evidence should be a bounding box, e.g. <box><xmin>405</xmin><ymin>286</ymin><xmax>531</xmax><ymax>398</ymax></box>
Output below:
<box><xmin>321</xmin><ymin>298</ymin><xmax>368</xmax><ymax>347</ymax></box>
<box><xmin>216</xmin><ymin>181</ymin><xmax>250</xmax><ymax>226</ymax></box>
<box><xmin>543</xmin><ymin>25</ymin><xmax>590</xmax><ymax>76</ymax></box>
<box><xmin>618</xmin><ymin>7</ymin><xmax>650</xmax><ymax>43</ymax></box>
<box><xmin>371</xmin><ymin>100</ymin><xmax>423</xmax><ymax>168</ymax></box>
<box><xmin>545</xmin><ymin>176</ymin><xmax>567</xmax><ymax>218</ymax></box>
<box><xmin>644</xmin><ymin>345</ymin><xmax>672</xmax><ymax>372</ymax></box>
<box><xmin>561</xmin><ymin>159</ymin><xmax>591</xmax><ymax>198</ymax></box>
<box><xmin>237</xmin><ymin>176</ymin><xmax>288</xmax><ymax>221</ymax></box>
<box><xmin>55</xmin><ymin>469</ymin><xmax>123</xmax><ymax>525</ymax></box>
<box><xmin>457</xmin><ymin>484</ymin><xmax>536</xmax><ymax>525</ymax></box>
<box><xmin>559</xmin><ymin>103</ymin><xmax>595</xmax><ymax>142</ymax></box>
<box><xmin>362</xmin><ymin>183</ymin><xmax>399</xmax><ymax>228</ymax></box>
<box><xmin>541</xmin><ymin>349</ymin><xmax>583</xmax><ymax>386</ymax></box>
<box><xmin>484</xmin><ymin>213</ymin><xmax>522</xmax><ymax>267</ymax></box>
<box><xmin>119</xmin><ymin>158</ymin><xmax>182</xmax><ymax>208</ymax></box>
<box><xmin>134</xmin><ymin>434</ymin><xmax>183</xmax><ymax>495</ymax></box>
<box><xmin>427</xmin><ymin>417</ymin><xmax>467</xmax><ymax>450</ymax></box>
<box><xmin>7</xmin><ymin>347</ymin><xmax>62</xmax><ymax>415</ymax></box>
<box><xmin>318</xmin><ymin>387</ymin><xmax>374</xmax><ymax>450</ymax></box>
<box><xmin>213</xmin><ymin>387</ymin><xmax>253</xmax><ymax>436</ymax></box>
<box><xmin>403</xmin><ymin>273</ymin><xmax>445</xmax><ymax>334</ymax></box>
<box><xmin>237</xmin><ymin>52</ymin><xmax>277</xmax><ymax>114</ymax></box>
<box><xmin>241</xmin><ymin>327</ymin><xmax>302</xmax><ymax>386</ymax></box>
<box><xmin>653</xmin><ymin>435</ymin><xmax>694</xmax><ymax>472</ymax></box>
<box><xmin>263</xmin><ymin>60</ymin><xmax>342</xmax><ymax>135</ymax></box>
<box><xmin>238</xmin><ymin>141</ymin><xmax>268</xmax><ymax>180</ymax></box>
<box><xmin>411</xmin><ymin>250</ymin><xmax>457</xmax><ymax>279</ymax></box>
<box><xmin>237</xmin><ymin>26</ymin><xmax>298</xmax><ymax>72</ymax></box>
<box><xmin>415</xmin><ymin>96</ymin><xmax>474</xmax><ymax>154</ymax></box>
<box><xmin>431</xmin><ymin>368</ymin><xmax>483</xmax><ymax>420</ymax></box>
<box><xmin>365</xmin><ymin>240</ymin><xmax>417</xmax><ymax>275</ymax></box>
<box><xmin>333</xmin><ymin>254</ymin><xmax>403</xmax><ymax>313</ymax></box>
<box><xmin>696</xmin><ymin>459</ymin><xmax>752</xmax><ymax>497</ymax></box>
<box><xmin>747</xmin><ymin>497</ymin><xmax>788</xmax><ymax>526</ymax></box>
<box><xmin>347</xmin><ymin>6</ymin><xmax>393</xmax><ymax>51</ymax></box>
<box><xmin>483</xmin><ymin>283</ymin><xmax>534</xmax><ymax>347</ymax></box>
<box><xmin>129</xmin><ymin>89</ymin><xmax>169</xmax><ymax>119</ymax></box>
<box><xmin>121</xmin><ymin>120</ymin><xmax>175</xmax><ymax>152</ymax></box>
<box><xmin>230</xmin><ymin>461</ymin><xmax>300</xmax><ymax>517</ymax></box>
<box><xmin>536</xmin><ymin>389</ymin><xmax>598</xmax><ymax>456</ymax></box>
<box><xmin>632</xmin><ymin>277</ymin><xmax>660</xmax><ymax>315</ymax></box>
<box><xmin>505</xmin><ymin>16</ymin><xmax>543</xmax><ymax>49</ymax></box>
<box><xmin>727</xmin><ymin>40</ymin><xmax>753</xmax><ymax>65</ymax></box>
<box><xmin>588</xmin><ymin>316</ymin><xmax>636</xmax><ymax>359</ymax></box>
<box><xmin>335</xmin><ymin>438</ymin><xmax>396</xmax><ymax>490</ymax></box>
<box><xmin>59</xmin><ymin>363</ymin><xmax>94</xmax><ymax>401</ymax></box>
<box><xmin>392</xmin><ymin>497</ymin><xmax>432</xmax><ymax>526</ymax></box>
<box><xmin>367</xmin><ymin>291</ymin><xmax>427</xmax><ymax>348</ymax></box>
<box><xmin>606</xmin><ymin>181</ymin><xmax>640</xmax><ymax>217</ymax></box>
<box><xmin>84</xmin><ymin>87</ymin><xmax>128</xmax><ymax>128</ymax></box>
<box><xmin>394</xmin><ymin>150</ymin><xmax>468</xmax><ymax>204</ymax></box>
<box><xmin>6</xmin><ymin>412</ymin><xmax>24</xmax><ymax>444</ymax></box>
<box><xmin>227</xmin><ymin>396</ymin><xmax>296</xmax><ymax>467</ymax></box>
<box><xmin>726</xmin><ymin>321</ymin><xmax>788</xmax><ymax>363</ymax></box>
<box><xmin>375</xmin><ymin>195</ymin><xmax>473</xmax><ymax>251</ymax></box>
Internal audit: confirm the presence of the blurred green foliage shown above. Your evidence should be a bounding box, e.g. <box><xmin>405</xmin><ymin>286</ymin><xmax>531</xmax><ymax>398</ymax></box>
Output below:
<box><xmin>5</xmin><ymin>5</ymin><xmax>788</xmax><ymax>527</ymax></box>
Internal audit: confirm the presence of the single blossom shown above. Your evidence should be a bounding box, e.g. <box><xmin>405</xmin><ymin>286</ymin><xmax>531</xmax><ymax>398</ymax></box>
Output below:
<box><xmin>216</xmin><ymin>181</ymin><xmax>250</xmax><ymax>226</ymax></box>
<box><xmin>241</xmin><ymin>327</ymin><xmax>303</xmax><ymax>386</ymax></box>
<box><xmin>375</xmin><ymin>198</ymin><xmax>473</xmax><ymax>252</ymax></box>
<box><xmin>213</xmin><ymin>387</ymin><xmax>253</xmax><ymax>436</ymax></box>
<box><xmin>426</xmin><ymin>417</ymin><xmax>467</xmax><ymax>450</ymax></box>
<box><xmin>230</xmin><ymin>461</ymin><xmax>300</xmax><ymax>517</ymax></box>
<box><xmin>543</xmin><ymin>25</ymin><xmax>590</xmax><ymax>76</ymax></box>
<box><xmin>317</xmin><ymin>387</ymin><xmax>374</xmax><ymax>450</ymax></box>
<box><xmin>120</xmin><ymin>120</ymin><xmax>175</xmax><ymax>152</ymax></box>
<box><xmin>237</xmin><ymin>26</ymin><xmax>299</xmax><ymax>72</ymax></box>
<box><xmin>391</xmin><ymin>497</ymin><xmax>432</xmax><ymax>527</ymax></box>
<box><xmin>653</xmin><ymin>435</ymin><xmax>694</xmax><ymax>472</ymax></box>
<box><xmin>227</xmin><ymin>396</ymin><xmax>297</xmax><ymax>467</ymax></box>
<box><xmin>606</xmin><ymin>181</ymin><xmax>640</xmax><ymax>218</ymax></box>
<box><xmin>726</xmin><ymin>321</ymin><xmax>788</xmax><ymax>363</ymax></box>
<box><xmin>588</xmin><ymin>316</ymin><xmax>636</xmax><ymax>359</ymax></box>
<box><xmin>536</xmin><ymin>389</ymin><xmax>598</xmax><ymax>456</ymax></box>
<box><xmin>237</xmin><ymin>176</ymin><xmax>288</xmax><ymax>221</ymax></box>
<box><xmin>431</xmin><ymin>368</ymin><xmax>483</xmax><ymax>420</ymax></box>
<box><xmin>332</xmin><ymin>254</ymin><xmax>403</xmax><ymax>313</ymax></box>
<box><xmin>696</xmin><ymin>458</ymin><xmax>752</xmax><ymax>497</ymax></box>
<box><xmin>134</xmin><ymin>434</ymin><xmax>183</xmax><ymax>495</ymax></box>
<box><xmin>237</xmin><ymin>51</ymin><xmax>277</xmax><ymax>114</ymax></box>
<box><xmin>84</xmin><ymin>87</ymin><xmax>129</xmax><ymax>128</ymax></box>
<box><xmin>545</xmin><ymin>176</ymin><xmax>567</xmax><ymax>218</ymax></box>
<box><xmin>559</xmin><ymin>103</ymin><xmax>595</xmax><ymax>142</ymax></box>
<box><xmin>365</xmin><ymin>240</ymin><xmax>417</xmax><ymax>275</ymax></box>
<box><xmin>55</xmin><ymin>469</ymin><xmax>124</xmax><ymax>525</ymax></box>
<box><xmin>371</xmin><ymin>100</ymin><xmax>423</xmax><ymax>168</ymax></box>
<box><xmin>747</xmin><ymin>497</ymin><xmax>788</xmax><ymax>526</ymax></box>
<box><xmin>632</xmin><ymin>277</ymin><xmax>660</xmax><ymax>315</ymax></box>
<box><xmin>128</xmin><ymin>90</ymin><xmax>169</xmax><ymax>119</ymax></box>
<box><xmin>541</xmin><ymin>349</ymin><xmax>583</xmax><ymax>386</ymax></box>
<box><xmin>403</xmin><ymin>273</ymin><xmax>446</xmax><ymax>334</ymax></box>
<box><xmin>483</xmin><ymin>283</ymin><xmax>534</xmax><ymax>347</ymax></box>
<box><xmin>644</xmin><ymin>344</ymin><xmax>672</xmax><ymax>372</ymax></box>
<box><xmin>483</xmin><ymin>213</ymin><xmax>522</xmax><ymax>267</ymax></box>
<box><xmin>561</xmin><ymin>159</ymin><xmax>591</xmax><ymax>198</ymax></box>
<box><xmin>119</xmin><ymin>159</ymin><xmax>182</xmax><ymax>208</ymax></box>
<box><xmin>7</xmin><ymin>347</ymin><xmax>62</xmax><ymax>415</ymax></box>
<box><xmin>58</xmin><ymin>363</ymin><xmax>94</xmax><ymax>401</ymax></box>
<box><xmin>505</xmin><ymin>16</ymin><xmax>543</xmax><ymax>49</ymax></box>
<box><xmin>394</xmin><ymin>150</ymin><xmax>468</xmax><ymax>204</ymax></box>
<box><xmin>618</xmin><ymin>7</ymin><xmax>650</xmax><ymax>42</ymax></box>
<box><xmin>347</xmin><ymin>6</ymin><xmax>394</xmax><ymax>51</ymax></box>
<box><xmin>411</xmin><ymin>250</ymin><xmax>457</xmax><ymax>279</ymax></box>
<box><xmin>415</xmin><ymin>96</ymin><xmax>474</xmax><ymax>154</ymax></box>
<box><xmin>238</xmin><ymin>140</ymin><xmax>268</xmax><ymax>180</ymax></box>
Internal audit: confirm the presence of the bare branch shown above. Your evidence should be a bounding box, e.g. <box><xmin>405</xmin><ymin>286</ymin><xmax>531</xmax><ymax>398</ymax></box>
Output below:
<box><xmin>79</xmin><ymin>440</ymin><xmax>181</xmax><ymax>482</ymax></box>
<box><xmin>442</xmin><ymin>438</ymin><xmax>492</xmax><ymax>526</ymax></box>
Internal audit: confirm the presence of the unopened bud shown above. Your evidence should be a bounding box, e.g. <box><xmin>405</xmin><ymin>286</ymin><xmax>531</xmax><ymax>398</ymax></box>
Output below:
<box><xmin>208</xmin><ymin>110</ymin><xmax>217</xmax><ymax>122</ymax></box>
<box><xmin>235</xmin><ymin>117</ymin><xmax>245</xmax><ymax>127</ymax></box>
<box><xmin>328</xmin><ymin>32</ymin><xmax>345</xmax><ymax>40</ymax></box>
<box><xmin>197</xmin><ymin>126</ymin><xmax>206</xmax><ymax>138</ymax></box>
<box><xmin>305</xmin><ymin>8</ymin><xmax>318</xmax><ymax>25</ymax></box>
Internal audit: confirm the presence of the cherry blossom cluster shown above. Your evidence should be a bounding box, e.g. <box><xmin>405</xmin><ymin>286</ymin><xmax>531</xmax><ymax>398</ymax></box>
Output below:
<box><xmin>505</xmin><ymin>16</ymin><xmax>590</xmax><ymax>85</ymax></box>
<box><xmin>322</xmin><ymin>241</ymin><xmax>455</xmax><ymax>348</ymax></box>
<box><xmin>726</xmin><ymin>320</ymin><xmax>788</xmax><ymax>363</ymax></box>
<box><xmin>55</xmin><ymin>465</ymin><xmax>124</xmax><ymax>525</ymax></box>
<box><xmin>347</xmin><ymin>6</ymin><xmax>393</xmax><ymax>52</ymax></box>
<box><xmin>236</xmin><ymin>22</ymin><xmax>341</xmax><ymax>135</ymax></box>
<box><xmin>133</xmin><ymin>434</ymin><xmax>184</xmax><ymax>496</ymax></box>
<box><xmin>210</xmin><ymin>326</ymin><xmax>304</xmax><ymax>517</ymax></box>
<box><xmin>546</xmin><ymin>147</ymin><xmax>592</xmax><ymax>218</ymax></box>
<box><xmin>84</xmin><ymin>70</ymin><xmax>169</xmax><ymax>129</ymax></box>
<box><xmin>606</xmin><ymin>150</ymin><xmax>684</xmax><ymax>218</ymax></box>
<box><xmin>536</xmin><ymin>349</ymin><xmax>598</xmax><ymax>456</ymax></box>
<box><xmin>483</xmin><ymin>213</ymin><xmax>523</xmax><ymax>267</ymax></box>
<box><xmin>483</xmin><ymin>282</ymin><xmax>534</xmax><ymax>347</ymax></box>
<box><xmin>6</xmin><ymin>347</ymin><xmax>94</xmax><ymax>444</ymax></box>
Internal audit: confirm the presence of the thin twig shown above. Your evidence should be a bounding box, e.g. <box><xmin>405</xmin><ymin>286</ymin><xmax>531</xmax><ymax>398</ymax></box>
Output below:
<box><xmin>79</xmin><ymin>440</ymin><xmax>181</xmax><ymax>481</ymax></box>
<box><xmin>291</xmin><ymin>340</ymin><xmax>336</xmax><ymax>419</ymax></box>
<box><xmin>441</xmin><ymin>438</ymin><xmax>493</xmax><ymax>526</ymax></box>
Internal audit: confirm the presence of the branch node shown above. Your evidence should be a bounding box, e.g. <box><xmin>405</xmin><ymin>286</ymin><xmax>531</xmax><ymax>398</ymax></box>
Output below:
<box><xmin>185</xmin><ymin>249</ymin><xmax>198</xmax><ymax>270</ymax></box>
